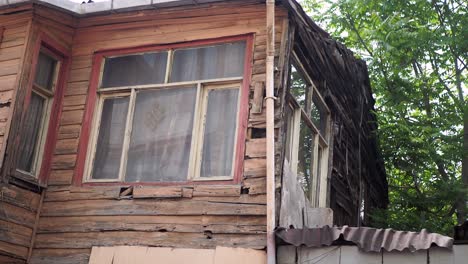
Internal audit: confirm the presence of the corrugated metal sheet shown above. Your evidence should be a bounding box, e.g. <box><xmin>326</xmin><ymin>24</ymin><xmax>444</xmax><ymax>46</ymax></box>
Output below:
<box><xmin>276</xmin><ymin>226</ymin><xmax>454</xmax><ymax>252</ymax></box>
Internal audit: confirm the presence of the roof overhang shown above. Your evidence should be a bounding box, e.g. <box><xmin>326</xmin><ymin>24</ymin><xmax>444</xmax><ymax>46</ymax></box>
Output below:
<box><xmin>0</xmin><ymin>0</ymin><xmax>227</xmax><ymax>16</ymax></box>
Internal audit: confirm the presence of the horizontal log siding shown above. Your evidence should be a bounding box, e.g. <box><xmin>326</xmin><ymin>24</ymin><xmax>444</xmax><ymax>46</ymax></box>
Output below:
<box><xmin>0</xmin><ymin>14</ymin><xmax>37</xmax><ymax>263</ymax></box>
<box><xmin>29</xmin><ymin>2</ymin><xmax>286</xmax><ymax>263</ymax></box>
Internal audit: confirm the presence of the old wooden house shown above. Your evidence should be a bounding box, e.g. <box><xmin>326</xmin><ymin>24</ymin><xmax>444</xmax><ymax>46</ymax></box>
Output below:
<box><xmin>0</xmin><ymin>0</ymin><xmax>388</xmax><ymax>263</ymax></box>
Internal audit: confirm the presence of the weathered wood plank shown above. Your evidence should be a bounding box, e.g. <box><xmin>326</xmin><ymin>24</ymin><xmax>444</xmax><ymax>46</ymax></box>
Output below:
<box><xmin>48</xmin><ymin>170</ymin><xmax>74</xmax><ymax>186</ymax></box>
<box><xmin>133</xmin><ymin>186</ymin><xmax>182</xmax><ymax>199</ymax></box>
<box><xmin>0</xmin><ymin>219</ymin><xmax>32</xmax><ymax>238</ymax></box>
<box><xmin>244</xmin><ymin>158</ymin><xmax>267</xmax><ymax>178</ymax></box>
<box><xmin>44</xmin><ymin>187</ymin><xmax>120</xmax><ymax>202</ymax></box>
<box><xmin>41</xmin><ymin>199</ymin><xmax>266</xmax><ymax>216</ymax></box>
<box><xmin>192</xmin><ymin>185</ymin><xmax>241</xmax><ymax>197</ymax></box>
<box><xmin>37</xmin><ymin>215</ymin><xmax>265</xmax><ymax>234</ymax></box>
<box><xmin>50</xmin><ymin>154</ymin><xmax>77</xmax><ymax>170</ymax></box>
<box><xmin>243</xmin><ymin>177</ymin><xmax>266</xmax><ymax>195</ymax></box>
<box><xmin>30</xmin><ymin>249</ymin><xmax>90</xmax><ymax>264</ymax></box>
<box><xmin>34</xmin><ymin>232</ymin><xmax>266</xmax><ymax>250</ymax></box>
<box><xmin>0</xmin><ymin>241</ymin><xmax>28</xmax><ymax>260</ymax></box>
<box><xmin>0</xmin><ymin>184</ymin><xmax>40</xmax><ymax>211</ymax></box>
<box><xmin>245</xmin><ymin>138</ymin><xmax>266</xmax><ymax>158</ymax></box>
<box><xmin>0</xmin><ymin>254</ymin><xmax>25</xmax><ymax>264</ymax></box>
<box><xmin>0</xmin><ymin>202</ymin><xmax>36</xmax><ymax>228</ymax></box>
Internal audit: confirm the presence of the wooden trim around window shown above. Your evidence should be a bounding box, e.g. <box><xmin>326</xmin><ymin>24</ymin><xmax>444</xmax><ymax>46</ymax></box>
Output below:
<box><xmin>12</xmin><ymin>33</ymin><xmax>70</xmax><ymax>186</ymax></box>
<box><xmin>74</xmin><ymin>34</ymin><xmax>254</xmax><ymax>186</ymax></box>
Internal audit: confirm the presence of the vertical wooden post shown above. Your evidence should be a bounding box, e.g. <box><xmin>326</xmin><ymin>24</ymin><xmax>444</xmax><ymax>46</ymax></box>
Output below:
<box><xmin>266</xmin><ymin>0</ymin><xmax>276</xmax><ymax>263</ymax></box>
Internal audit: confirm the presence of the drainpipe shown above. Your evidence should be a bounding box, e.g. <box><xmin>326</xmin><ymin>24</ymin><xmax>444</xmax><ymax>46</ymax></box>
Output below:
<box><xmin>265</xmin><ymin>0</ymin><xmax>276</xmax><ymax>264</ymax></box>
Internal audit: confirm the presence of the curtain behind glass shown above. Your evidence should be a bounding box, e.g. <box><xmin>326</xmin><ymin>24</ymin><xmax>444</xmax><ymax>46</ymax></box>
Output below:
<box><xmin>170</xmin><ymin>42</ymin><xmax>246</xmax><ymax>82</ymax></box>
<box><xmin>126</xmin><ymin>87</ymin><xmax>197</xmax><ymax>182</ymax></box>
<box><xmin>35</xmin><ymin>52</ymin><xmax>57</xmax><ymax>90</ymax></box>
<box><xmin>17</xmin><ymin>92</ymin><xmax>45</xmax><ymax>173</ymax></box>
<box><xmin>92</xmin><ymin>97</ymin><xmax>129</xmax><ymax>179</ymax></box>
<box><xmin>200</xmin><ymin>88</ymin><xmax>239</xmax><ymax>177</ymax></box>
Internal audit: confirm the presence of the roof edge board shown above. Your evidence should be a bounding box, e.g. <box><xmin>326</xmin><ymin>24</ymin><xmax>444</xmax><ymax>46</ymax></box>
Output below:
<box><xmin>0</xmin><ymin>0</ymin><xmax>227</xmax><ymax>15</ymax></box>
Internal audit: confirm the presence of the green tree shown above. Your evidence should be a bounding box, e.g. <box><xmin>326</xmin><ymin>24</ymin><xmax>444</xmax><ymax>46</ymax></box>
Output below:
<box><xmin>302</xmin><ymin>0</ymin><xmax>467</xmax><ymax>235</ymax></box>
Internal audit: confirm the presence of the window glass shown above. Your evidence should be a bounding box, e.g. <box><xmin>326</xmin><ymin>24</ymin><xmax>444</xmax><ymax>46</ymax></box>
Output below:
<box><xmin>290</xmin><ymin>64</ymin><xmax>308</xmax><ymax>108</ymax></box>
<box><xmin>284</xmin><ymin>105</ymin><xmax>295</xmax><ymax>164</ymax></box>
<box><xmin>92</xmin><ymin>97</ymin><xmax>129</xmax><ymax>179</ymax></box>
<box><xmin>35</xmin><ymin>52</ymin><xmax>57</xmax><ymax>90</ymax></box>
<box><xmin>125</xmin><ymin>87</ymin><xmax>197</xmax><ymax>182</ymax></box>
<box><xmin>101</xmin><ymin>52</ymin><xmax>168</xmax><ymax>88</ymax></box>
<box><xmin>311</xmin><ymin>96</ymin><xmax>328</xmax><ymax>136</ymax></box>
<box><xmin>297</xmin><ymin>119</ymin><xmax>314</xmax><ymax>198</ymax></box>
<box><xmin>200</xmin><ymin>88</ymin><xmax>239</xmax><ymax>177</ymax></box>
<box><xmin>17</xmin><ymin>92</ymin><xmax>46</xmax><ymax>173</ymax></box>
<box><xmin>170</xmin><ymin>42</ymin><xmax>246</xmax><ymax>82</ymax></box>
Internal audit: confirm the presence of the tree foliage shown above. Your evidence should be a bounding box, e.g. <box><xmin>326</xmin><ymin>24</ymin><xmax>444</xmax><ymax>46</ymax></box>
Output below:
<box><xmin>301</xmin><ymin>0</ymin><xmax>467</xmax><ymax>235</ymax></box>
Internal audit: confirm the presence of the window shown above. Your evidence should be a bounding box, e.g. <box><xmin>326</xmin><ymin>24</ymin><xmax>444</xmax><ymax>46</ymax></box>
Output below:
<box><xmin>84</xmin><ymin>40</ymin><xmax>248</xmax><ymax>183</ymax></box>
<box><xmin>285</xmin><ymin>54</ymin><xmax>330</xmax><ymax>207</ymax></box>
<box><xmin>16</xmin><ymin>48</ymin><xmax>61</xmax><ymax>179</ymax></box>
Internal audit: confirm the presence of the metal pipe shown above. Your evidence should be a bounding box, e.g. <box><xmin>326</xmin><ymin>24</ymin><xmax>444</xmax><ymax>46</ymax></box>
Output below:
<box><xmin>265</xmin><ymin>0</ymin><xmax>276</xmax><ymax>263</ymax></box>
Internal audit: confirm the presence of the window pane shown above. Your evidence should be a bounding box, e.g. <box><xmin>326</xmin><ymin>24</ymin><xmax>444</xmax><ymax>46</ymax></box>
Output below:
<box><xmin>297</xmin><ymin>119</ymin><xmax>314</xmax><ymax>199</ymax></box>
<box><xmin>35</xmin><ymin>52</ymin><xmax>57</xmax><ymax>90</ymax></box>
<box><xmin>170</xmin><ymin>42</ymin><xmax>246</xmax><ymax>82</ymax></box>
<box><xmin>290</xmin><ymin>64</ymin><xmax>308</xmax><ymax>108</ymax></box>
<box><xmin>92</xmin><ymin>97</ymin><xmax>129</xmax><ymax>179</ymax></box>
<box><xmin>101</xmin><ymin>52</ymin><xmax>168</xmax><ymax>88</ymax></box>
<box><xmin>126</xmin><ymin>87</ymin><xmax>197</xmax><ymax>182</ymax></box>
<box><xmin>284</xmin><ymin>105</ymin><xmax>294</xmax><ymax>164</ymax></box>
<box><xmin>311</xmin><ymin>96</ymin><xmax>328</xmax><ymax>137</ymax></box>
<box><xmin>17</xmin><ymin>92</ymin><xmax>46</xmax><ymax>174</ymax></box>
<box><xmin>200</xmin><ymin>88</ymin><xmax>239</xmax><ymax>178</ymax></box>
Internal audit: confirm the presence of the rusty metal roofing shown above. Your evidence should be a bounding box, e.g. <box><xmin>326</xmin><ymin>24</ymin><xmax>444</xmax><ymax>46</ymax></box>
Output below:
<box><xmin>276</xmin><ymin>226</ymin><xmax>454</xmax><ymax>252</ymax></box>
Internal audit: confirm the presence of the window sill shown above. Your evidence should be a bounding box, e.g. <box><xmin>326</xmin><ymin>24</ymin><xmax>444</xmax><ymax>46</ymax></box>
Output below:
<box><xmin>10</xmin><ymin>170</ymin><xmax>46</xmax><ymax>191</ymax></box>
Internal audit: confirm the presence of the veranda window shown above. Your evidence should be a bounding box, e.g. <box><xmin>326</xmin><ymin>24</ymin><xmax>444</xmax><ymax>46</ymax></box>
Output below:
<box><xmin>85</xmin><ymin>41</ymin><xmax>246</xmax><ymax>183</ymax></box>
<box><xmin>285</xmin><ymin>54</ymin><xmax>330</xmax><ymax>207</ymax></box>
<box><xmin>17</xmin><ymin>49</ymin><xmax>60</xmax><ymax>178</ymax></box>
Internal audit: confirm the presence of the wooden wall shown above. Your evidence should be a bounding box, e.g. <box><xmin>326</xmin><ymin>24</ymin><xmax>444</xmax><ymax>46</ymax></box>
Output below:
<box><xmin>0</xmin><ymin>9</ymin><xmax>39</xmax><ymax>263</ymax></box>
<box><xmin>13</xmin><ymin>1</ymin><xmax>288</xmax><ymax>263</ymax></box>
<box><xmin>283</xmin><ymin>0</ymin><xmax>388</xmax><ymax>226</ymax></box>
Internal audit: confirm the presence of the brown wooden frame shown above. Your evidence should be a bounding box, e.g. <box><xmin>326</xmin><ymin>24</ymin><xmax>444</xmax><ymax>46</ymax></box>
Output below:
<box><xmin>286</xmin><ymin>52</ymin><xmax>331</xmax><ymax>207</ymax></box>
<box><xmin>7</xmin><ymin>32</ymin><xmax>71</xmax><ymax>186</ymax></box>
<box><xmin>74</xmin><ymin>34</ymin><xmax>254</xmax><ymax>186</ymax></box>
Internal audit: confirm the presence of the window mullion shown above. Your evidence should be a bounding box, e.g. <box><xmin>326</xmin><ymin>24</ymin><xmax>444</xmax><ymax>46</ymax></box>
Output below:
<box><xmin>164</xmin><ymin>50</ymin><xmax>173</xmax><ymax>83</ymax></box>
<box><xmin>118</xmin><ymin>88</ymin><xmax>137</xmax><ymax>182</ymax></box>
<box><xmin>190</xmin><ymin>82</ymin><xmax>205</xmax><ymax>180</ymax></box>
<box><xmin>311</xmin><ymin>133</ymin><xmax>319</xmax><ymax>206</ymax></box>
<box><xmin>290</xmin><ymin>107</ymin><xmax>301</xmax><ymax>175</ymax></box>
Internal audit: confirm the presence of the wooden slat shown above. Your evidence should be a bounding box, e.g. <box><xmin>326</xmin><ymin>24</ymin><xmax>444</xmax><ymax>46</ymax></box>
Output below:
<box><xmin>37</xmin><ymin>215</ymin><xmax>265</xmax><ymax>234</ymax></box>
<box><xmin>133</xmin><ymin>186</ymin><xmax>182</xmax><ymax>198</ymax></box>
<box><xmin>0</xmin><ymin>254</ymin><xmax>25</xmax><ymax>264</ymax></box>
<box><xmin>30</xmin><ymin>249</ymin><xmax>90</xmax><ymax>264</ymax></box>
<box><xmin>48</xmin><ymin>170</ymin><xmax>74</xmax><ymax>186</ymax></box>
<box><xmin>41</xmin><ymin>199</ymin><xmax>266</xmax><ymax>217</ymax></box>
<box><xmin>192</xmin><ymin>185</ymin><xmax>241</xmax><ymax>197</ymax></box>
<box><xmin>243</xmin><ymin>177</ymin><xmax>266</xmax><ymax>195</ymax></box>
<box><xmin>0</xmin><ymin>202</ymin><xmax>36</xmax><ymax>228</ymax></box>
<box><xmin>44</xmin><ymin>187</ymin><xmax>120</xmax><ymax>202</ymax></box>
<box><xmin>0</xmin><ymin>241</ymin><xmax>28</xmax><ymax>260</ymax></box>
<box><xmin>0</xmin><ymin>184</ymin><xmax>40</xmax><ymax>211</ymax></box>
<box><xmin>244</xmin><ymin>158</ymin><xmax>267</xmax><ymax>178</ymax></box>
<box><xmin>245</xmin><ymin>138</ymin><xmax>266</xmax><ymax>158</ymax></box>
<box><xmin>34</xmin><ymin>232</ymin><xmax>266</xmax><ymax>250</ymax></box>
<box><xmin>50</xmin><ymin>154</ymin><xmax>77</xmax><ymax>170</ymax></box>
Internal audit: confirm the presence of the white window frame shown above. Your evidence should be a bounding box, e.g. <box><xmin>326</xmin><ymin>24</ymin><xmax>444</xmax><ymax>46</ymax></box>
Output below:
<box><xmin>286</xmin><ymin>53</ymin><xmax>331</xmax><ymax>208</ymax></box>
<box><xmin>84</xmin><ymin>44</ymin><xmax>245</xmax><ymax>183</ymax></box>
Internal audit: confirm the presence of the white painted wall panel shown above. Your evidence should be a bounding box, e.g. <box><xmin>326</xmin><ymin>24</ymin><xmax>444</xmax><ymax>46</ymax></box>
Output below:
<box><xmin>340</xmin><ymin>246</ymin><xmax>381</xmax><ymax>264</ymax></box>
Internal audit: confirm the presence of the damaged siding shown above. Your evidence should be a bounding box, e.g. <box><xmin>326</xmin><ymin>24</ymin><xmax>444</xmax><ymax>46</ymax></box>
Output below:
<box><xmin>28</xmin><ymin>1</ymin><xmax>287</xmax><ymax>263</ymax></box>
